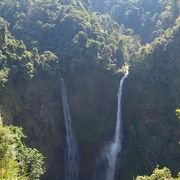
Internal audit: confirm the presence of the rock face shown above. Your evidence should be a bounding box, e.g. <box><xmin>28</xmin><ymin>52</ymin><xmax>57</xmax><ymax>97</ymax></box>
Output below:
<box><xmin>65</xmin><ymin>70</ymin><xmax>119</xmax><ymax>180</ymax></box>
<box><xmin>1</xmin><ymin>47</ymin><xmax>180</xmax><ymax>179</ymax></box>
<box><xmin>121</xmin><ymin>32</ymin><xmax>180</xmax><ymax>179</ymax></box>
<box><xmin>1</xmin><ymin>54</ymin><xmax>180</xmax><ymax>180</ymax></box>
<box><xmin>0</xmin><ymin>70</ymin><xmax>119</xmax><ymax>180</ymax></box>
<box><xmin>0</xmin><ymin>75</ymin><xmax>64</xmax><ymax>179</ymax></box>
<box><xmin>0</xmin><ymin>28</ymin><xmax>180</xmax><ymax>180</ymax></box>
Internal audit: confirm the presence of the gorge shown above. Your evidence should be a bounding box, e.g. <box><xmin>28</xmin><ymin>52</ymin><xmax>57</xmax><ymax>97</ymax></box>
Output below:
<box><xmin>0</xmin><ymin>0</ymin><xmax>180</xmax><ymax>180</ymax></box>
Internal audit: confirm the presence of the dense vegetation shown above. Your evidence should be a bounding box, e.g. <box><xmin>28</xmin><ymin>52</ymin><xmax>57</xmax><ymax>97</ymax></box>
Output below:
<box><xmin>0</xmin><ymin>0</ymin><xmax>179</xmax><ymax>180</ymax></box>
<box><xmin>136</xmin><ymin>167</ymin><xmax>180</xmax><ymax>180</ymax></box>
<box><xmin>135</xmin><ymin>111</ymin><xmax>180</xmax><ymax>179</ymax></box>
<box><xmin>88</xmin><ymin>0</ymin><xmax>180</xmax><ymax>43</ymax></box>
<box><xmin>0</xmin><ymin>117</ymin><xmax>44</xmax><ymax>179</ymax></box>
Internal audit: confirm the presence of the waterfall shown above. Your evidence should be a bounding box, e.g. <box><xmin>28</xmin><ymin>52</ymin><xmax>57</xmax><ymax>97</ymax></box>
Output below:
<box><xmin>93</xmin><ymin>67</ymin><xmax>129</xmax><ymax>180</ymax></box>
<box><xmin>61</xmin><ymin>78</ymin><xmax>79</xmax><ymax>180</ymax></box>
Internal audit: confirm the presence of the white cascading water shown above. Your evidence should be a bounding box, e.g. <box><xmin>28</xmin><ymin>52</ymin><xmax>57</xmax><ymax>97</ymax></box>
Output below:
<box><xmin>61</xmin><ymin>78</ymin><xmax>79</xmax><ymax>180</ymax></box>
<box><xmin>93</xmin><ymin>67</ymin><xmax>129</xmax><ymax>180</ymax></box>
<box><xmin>104</xmin><ymin>68</ymin><xmax>129</xmax><ymax>180</ymax></box>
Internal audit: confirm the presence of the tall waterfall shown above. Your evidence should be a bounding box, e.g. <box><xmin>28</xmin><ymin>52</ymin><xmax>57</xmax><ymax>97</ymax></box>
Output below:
<box><xmin>61</xmin><ymin>78</ymin><xmax>79</xmax><ymax>180</ymax></box>
<box><xmin>93</xmin><ymin>68</ymin><xmax>129</xmax><ymax>180</ymax></box>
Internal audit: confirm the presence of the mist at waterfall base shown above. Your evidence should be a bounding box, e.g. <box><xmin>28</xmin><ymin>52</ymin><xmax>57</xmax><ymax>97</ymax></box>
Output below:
<box><xmin>93</xmin><ymin>70</ymin><xmax>129</xmax><ymax>180</ymax></box>
<box><xmin>61</xmin><ymin>78</ymin><xmax>79</xmax><ymax>180</ymax></box>
<box><xmin>60</xmin><ymin>69</ymin><xmax>128</xmax><ymax>180</ymax></box>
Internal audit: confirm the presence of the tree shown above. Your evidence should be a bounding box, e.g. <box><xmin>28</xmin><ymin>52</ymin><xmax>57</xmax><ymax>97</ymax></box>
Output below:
<box><xmin>0</xmin><ymin>125</ymin><xmax>45</xmax><ymax>180</ymax></box>
<box><xmin>0</xmin><ymin>18</ymin><xmax>7</xmax><ymax>48</ymax></box>
<box><xmin>176</xmin><ymin>109</ymin><xmax>180</xmax><ymax>121</ymax></box>
<box><xmin>136</xmin><ymin>166</ymin><xmax>180</xmax><ymax>180</ymax></box>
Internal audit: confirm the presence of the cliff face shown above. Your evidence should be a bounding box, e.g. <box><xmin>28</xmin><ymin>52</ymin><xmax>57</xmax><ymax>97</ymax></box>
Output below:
<box><xmin>66</xmin><ymin>70</ymin><xmax>119</xmax><ymax>179</ymax></box>
<box><xmin>0</xmin><ymin>69</ymin><xmax>119</xmax><ymax>180</ymax></box>
<box><xmin>0</xmin><ymin>2</ymin><xmax>180</xmax><ymax>179</ymax></box>
<box><xmin>0</xmin><ymin>75</ymin><xmax>64</xmax><ymax>179</ymax></box>
<box><xmin>1</xmin><ymin>43</ymin><xmax>180</xmax><ymax>179</ymax></box>
<box><xmin>121</xmin><ymin>30</ymin><xmax>180</xmax><ymax>179</ymax></box>
<box><xmin>1</xmin><ymin>39</ymin><xmax>180</xmax><ymax>180</ymax></box>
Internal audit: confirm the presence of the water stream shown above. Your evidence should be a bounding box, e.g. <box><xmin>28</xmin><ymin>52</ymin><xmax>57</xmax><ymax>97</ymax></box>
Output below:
<box><xmin>61</xmin><ymin>78</ymin><xmax>79</xmax><ymax>180</ymax></box>
<box><xmin>93</xmin><ymin>68</ymin><xmax>129</xmax><ymax>180</ymax></box>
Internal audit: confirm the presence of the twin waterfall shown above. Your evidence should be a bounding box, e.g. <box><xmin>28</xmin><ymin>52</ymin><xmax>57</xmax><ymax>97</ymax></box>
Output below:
<box><xmin>61</xmin><ymin>78</ymin><xmax>79</xmax><ymax>180</ymax></box>
<box><xmin>61</xmin><ymin>68</ymin><xmax>128</xmax><ymax>180</ymax></box>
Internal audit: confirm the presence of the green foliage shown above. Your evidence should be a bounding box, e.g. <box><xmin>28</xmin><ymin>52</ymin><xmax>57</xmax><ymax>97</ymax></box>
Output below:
<box><xmin>0</xmin><ymin>18</ymin><xmax>7</xmax><ymax>47</ymax></box>
<box><xmin>0</xmin><ymin>20</ymin><xmax>58</xmax><ymax>87</ymax></box>
<box><xmin>122</xmin><ymin>9</ymin><xmax>180</xmax><ymax>180</ymax></box>
<box><xmin>136</xmin><ymin>167</ymin><xmax>180</xmax><ymax>180</ymax></box>
<box><xmin>0</xmin><ymin>0</ymin><xmax>133</xmax><ymax>74</ymax></box>
<box><xmin>0</xmin><ymin>125</ymin><xmax>44</xmax><ymax>180</ymax></box>
<box><xmin>87</xmin><ymin>0</ymin><xmax>180</xmax><ymax>43</ymax></box>
<box><xmin>0</xmin><ymin>1</ymin><xmax>180</xmax><ymax>180</ymax></box>
<box><xmin>176</xmin><ymin>109</ymin><xmax>180</xmax><ymax>120</ymax></box>
<box><xmin>37</xmin><ymin>51</ymin><xmax>58</xmax><ymax>72</ymax></box>
<box><xmin>0</xmin><ymin>68</ymin><xmax>9</xmax><ymax>87</ymax></box>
